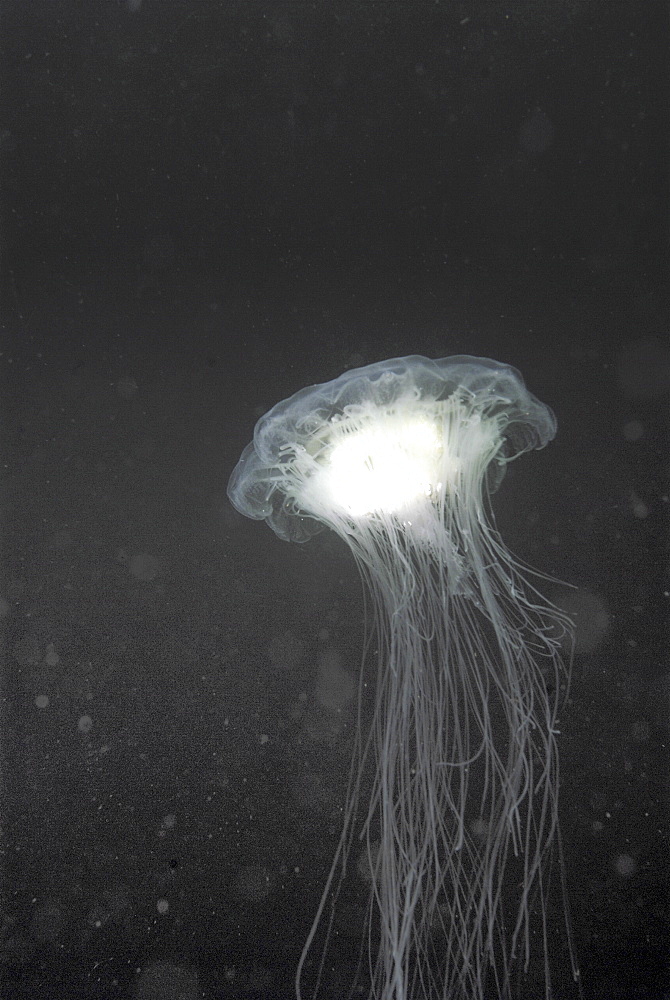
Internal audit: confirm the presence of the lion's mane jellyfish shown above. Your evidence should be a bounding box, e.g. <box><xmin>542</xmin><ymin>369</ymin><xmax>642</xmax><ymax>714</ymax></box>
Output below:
<box><xmin>228</xmin><ymin>355</ymin><xmax>578</xmax><ymax>1000</ymax></box>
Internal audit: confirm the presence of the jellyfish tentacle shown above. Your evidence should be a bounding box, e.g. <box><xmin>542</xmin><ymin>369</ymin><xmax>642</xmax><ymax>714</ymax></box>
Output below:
<box><xmin>229</xmin><ymin>355</ymin><xmax>577</xmax><ymax>1000</ymax></box>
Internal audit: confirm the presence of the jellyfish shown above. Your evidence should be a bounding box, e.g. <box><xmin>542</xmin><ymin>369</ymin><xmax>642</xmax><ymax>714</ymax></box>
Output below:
<box><xmin>227</xmin><ymin>355</ymin><xmax>578</xmax><ymax>1000</ymax></box>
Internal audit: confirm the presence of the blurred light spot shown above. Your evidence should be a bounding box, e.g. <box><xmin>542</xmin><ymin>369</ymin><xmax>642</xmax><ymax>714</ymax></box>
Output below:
<box><xmin>132</xmin><ymin>960</ymin><xmax>200</xmax><ymax>1000</ymax></box>
<box><xmin>616</xmin><ymin>338</ymin><xmax>670</xmax><ymax>399</ymax></box>
<box><xmin>614</xmin><ymin>854</ymin><xmax>638</xmax><ymax>878</ymax></box>
<box><xmin>552</xmin><ymin>589</ymin><xmax>610</xmax><ymax>655</ymax></box>
<box><xmin>234</xmin><ymin>864</ymin><xmax>274</xmax><ymax>902</ymax></box>
<box><xmin>30</xmin><ymin>900</ymin><xmax>67</xmax><ymax>944</ymax></box>
<box><xmin>314</xmin><ymin>646</ymin><xmax>355</xmax><ymax>713</ymax></box>
<box><xmin>630</xmin><ymin>718</ymin><xmax>650</xmax><ymax>742</ymax></box>
<box><xmin>469</xmin><ymin>817</ymin><xmax>489</xmax><ymax>843</ymax></box>
<box><xmin>357</xmin><ymin>841</ymin><xmax>380</xmax><ymax>883</ymax></box>
<box><xmin>44</xmin><ymin>643</ymin><xmax>60</xmax><ymax>667</ymax></box>
<box><xmin>116</xmin><ymin>375</ymin><xmax>139</xmax><ymax>399</ymax></box>
<box><xmin>267</xmin><ymin>630</ymin><xmax>305</xmax><ymax>671</ymax></box>
<box><xmin>622</xmin><ymin>420</ymin><xmax>644</xmax><ymax>442</ymax></box>
<box><xmin>518</xmin><ymin>109</ymin><xmax>554</xmax><ymax>154</ymax></box>
<box><xmin>630</xmin><ymin>493</ymin><xmax>649</xmax><ymax>519</ymax></box>
<box><xmin>129</xmin><ymin>552</ymin><xmax>161</xmax><ymax>581</ymax></box>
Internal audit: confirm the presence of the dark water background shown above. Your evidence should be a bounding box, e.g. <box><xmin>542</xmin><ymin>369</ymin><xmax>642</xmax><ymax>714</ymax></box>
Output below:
<box><xmin>1</xmin><ymin>1</ymin><xmax>667</xmax><ymax>997</ymax></box>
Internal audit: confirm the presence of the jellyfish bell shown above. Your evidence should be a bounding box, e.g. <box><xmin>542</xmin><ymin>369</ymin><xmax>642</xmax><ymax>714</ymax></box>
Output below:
<box><xmin>228</xmin><ymin>355</ymin><xmax>578</xmax><ymax>1000</ymax></box>
<box><xmin>228</xmin><ymin>354</ymin><xmax>556</xmax><ymax>537</ymax></box>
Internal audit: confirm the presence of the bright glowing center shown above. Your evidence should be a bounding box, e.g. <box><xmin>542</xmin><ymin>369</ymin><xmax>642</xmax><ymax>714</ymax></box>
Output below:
<box><xmin>320</xmin><ymin>414</ymin><xmax>450</xmax><ymax>516</ymax></box>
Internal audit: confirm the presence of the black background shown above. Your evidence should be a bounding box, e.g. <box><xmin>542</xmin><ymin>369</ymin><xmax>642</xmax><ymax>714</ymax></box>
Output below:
<box><xmin>1</xmin><ymin>1</ymin><xmax>668</xmax><ymax>998</ymax></box>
